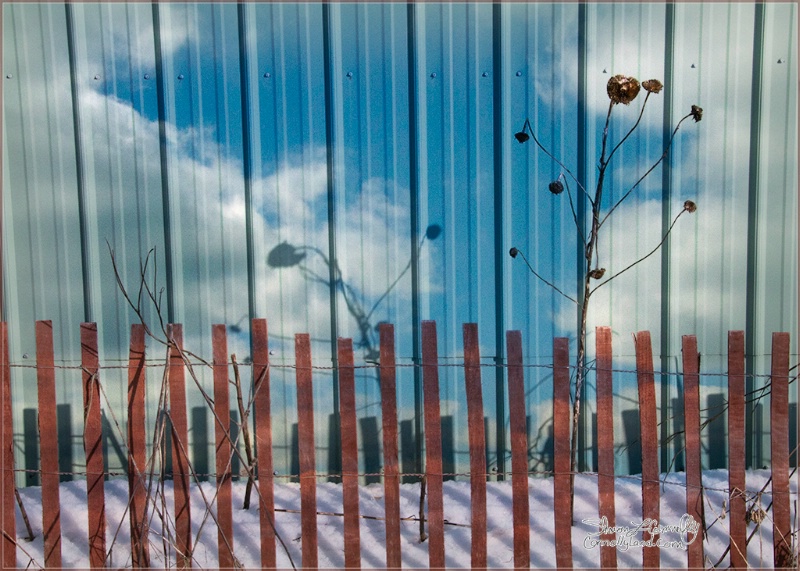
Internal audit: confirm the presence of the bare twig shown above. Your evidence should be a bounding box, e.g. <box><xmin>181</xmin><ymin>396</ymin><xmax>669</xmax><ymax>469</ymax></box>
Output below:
<box><xmin>511</xmin><ymin>249</ymin><xmax>578</xmax><ymax>305</ymax></box>
<box><xmin>232</xmin><ymin>354</ymin><xmax>256</xmax><ymax>509</ymax></box>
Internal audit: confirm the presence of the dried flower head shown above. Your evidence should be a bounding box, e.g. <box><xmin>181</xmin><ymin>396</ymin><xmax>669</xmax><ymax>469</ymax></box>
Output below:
<box><xmin>548</xmin><ymin>180</ymin><xmax>564</xmax><ymax>195</ymax></box>
<box><xmin>746</xmin><ymin>503</ymin><xmax>767</xmax><ymax>526</ymax></box>
<box><xmin>684</xmin><ymin>200</ymin><xmax>697</xmax><ymax>213</ymax></box>
<box><xmin>642</xmin><ymin>79</ymin><xmax>663</xmax><ymax>94</ymax></box>
<box><xmin>690</xmin><ymin>105</ymin><xmax>703</xmax><ymax>122</ymax></box>
<box><xmin>607</xmin><ymin>75</ymin><xmax>641</xmax><ymax>105</ymax></box>
<box><xmin>509</xmin><ymin>247</ymin><xmax>519</xmax><ymax>258</ymax></box>
<box><xmin>588</xmin><ymin>268</ymin><xmax>606</xmax><ymax>280</ymax></box>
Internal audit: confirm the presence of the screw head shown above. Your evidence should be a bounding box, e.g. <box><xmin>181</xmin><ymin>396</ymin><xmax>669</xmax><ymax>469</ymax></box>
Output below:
<box><xmin>5</xmin><ymin>74</ymin><xmax>11</xmax><ymax>79</ymax></box>
<box><xmin>263</xmin><ymin>72</ymin><xmax>271</xmax><ymax>78</ymax></box>
<box><xmin>144</xmin><ymin>73</ymin><xmax>150</xmax><ymax>80</ymax></box>
<box><xmin>93</xmin><ymin>74</ymin><xmax>100</xmax><ymax>80</ymax></box>
<box><xmin>516</xmin><ymin>70</ymin><xmax>522</xmax><ymax>77</ymax></box>
<box><xmin>482</xmin><ymin>71</ymin><xmax>488</xmax><ymax>77</ymax></box>
<box><xmin>177</xmin><ymin>73</ymin><xmax>184</xmax><ymax>80</ymax></box>
<box><xmin>430</xmin><ymin>72</ymin><xmax>437</xmax><ymax>78</ymax></box>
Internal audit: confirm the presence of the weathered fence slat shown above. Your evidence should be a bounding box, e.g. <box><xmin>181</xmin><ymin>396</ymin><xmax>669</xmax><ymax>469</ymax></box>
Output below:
<box><xmin>295</xmin><ymin>333</ymin><xmax>318</xmax><ymax>568</ymax></box>
<box><xmin>337</xmin><ymin>338</ymin><xmax>361</xmax><ymax>569</ymax></box>
<box><xmin>727</xmin><ymin>330</ymin><xmax>746</xmax><ymax>568</ymax></box>
<box><xmin>463</xmin><ymin>323</ymin><xmax>488</xmax><ymax>568</ymax></box>
<box><xmin>552</xmin><ymin>337</ymin><xmax>572</xmax><ymax>569</ymax></box>
<box><xmin>595</xmin><ymin>326</ymin><xmax>617</xmax><ymax>569</ymax></box>
<box><xmin>81</xmin><ymin>323</ymin><xmax>106</xmax><ymax>568</ymax></box>
<box><xmin>379</xmin><ymin>323</ymin><xmax>402</xmax><ymax>569</ymax></box>
<box><xmin>168</xmin><ymin>324</ymin><xmax>192</xmax><ymax>568</ymax></box>
<box><xmin>127</xmin><ymin>324</ymin><xmax>150</xmax><ymax>568</ymax></box>
<box><xmin>635</xmin><ymin>331</ymin><xmax>659</xmax><ymax>570</ymax></box>
<box><xmin>252</xmin><ymin>319</ymin><xmax>276</xmax><ymax>568</ymax></box>
<box><xmin>36</xmin><ymin>320</ymin><xmax>62</xmax><ymax>568</ymax></box>
<box><xmin>681</xmin><ymin>335</ymin><xmax>704</xmax><ymax>568</ymax></box>
<box><xmin>212</xmin><ymin>325</ymin><xmax>235</xmax><ymax>568</ymax></box>
<box><xmin>1</xmin><ymin>322</ymin><xmax>16</xmax><ymax>569</ymax></box>
<box><xmin>422</xmin><ymin>321</ymin><xmax>445</xmax><ymax>568</ymax></box>
<box><xmin>506</xmin><ymin>330</ymin><xmax>530</xmax><ymax>569</ymax></box>
<box><xmin>770</xmin><ymin>332</ymin><xmax>792</xmax><ymax>568</ymax></box>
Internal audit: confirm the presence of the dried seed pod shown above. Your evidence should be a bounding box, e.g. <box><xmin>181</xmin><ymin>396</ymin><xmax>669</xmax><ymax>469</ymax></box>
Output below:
<box><xmin>690</xmin><ymin>105</ymin><xmax>703</xmax><ymax>122</ymax></box>
<box><xmin>684</xmin><ymin>200</ymin><xmax>697</xmax><ymax>213</ymax></box>
<box><xmin>642</xmin><ymin>79</ymin><xmax>663</xmax><ymax>94</ymax></box>
<box><xmin>548</xmin><ymin>180</ymin><xmax>564</xmax><ymax>195</ymax></box>
<box><xmin>588</xmin><ymin>268</ymin><xmax>606</xmax><ymax>280</ymax></box>
<box><xmin>745</xmin><ymin>503</ymin><xmax>767</xmax><ymax>526</ymax></box>
<box><xmin>606</xmin><ymin>75</ymin><xmax>641</xmax><ymax>105</ymax></box>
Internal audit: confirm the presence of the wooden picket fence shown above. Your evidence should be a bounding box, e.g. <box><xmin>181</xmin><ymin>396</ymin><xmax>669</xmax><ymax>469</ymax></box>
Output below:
<box><xmin>0</xmin><ymin>319</ymin><xmax>795</xmax><ymax>568</ymax></box>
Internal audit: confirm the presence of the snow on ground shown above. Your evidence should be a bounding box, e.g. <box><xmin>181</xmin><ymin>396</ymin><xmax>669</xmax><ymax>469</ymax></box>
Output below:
<box><xmin>11</xmin><ymin>470</ymin><xmax>797</xmax><ymax>568</ymax></box>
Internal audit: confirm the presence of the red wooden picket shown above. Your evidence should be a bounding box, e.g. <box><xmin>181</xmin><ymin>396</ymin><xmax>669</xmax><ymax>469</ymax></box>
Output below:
<box><xmin>681</xmin><ymin>335</ymin><xmax>704</xmax><ymax>568</ymax></box>
<box><xmin>506</xmin><ymin>330</ymin><xmax>530</xmax><ymax>569</ymax></box>
<box><xmin>422</xmin><ymin>321</ymin><xmax>445</xmax><ymax>568</ymax></box>
<box><xmin>1</xmin><ymin>322</ymin><xmax>16</xmax><ymax>569</ymax></box>
<box><xmin>337</xmin><ymin>338</ymin><xmax>361</xmax><ymax>569</ymax></box>
<box><xmin>168</xmin><ymin>324</ymin><xmax>192</xmax><ymax>568</ymax></box>
<box><xmin>127</xmin><ymin>324</ymin><xmax>150</xmax><ymax>568</ymax></box>
<box><xmin>379</xmin><ymin>323</ymin><xmax>402</xmax><ymax>569</ymax></box>
<box><xmin>295</xmin><ymin>333</ymin><xmax>318</xmax><ymax>568</ymax></box>
<box><xmin>36</xmin><ymin>320</ymin><xmax>62</xmax><ymax>568</ymax></box>
<box><xmin>552</xmin><ymin>337</ymin><xmax>572</xmax><ymax>569</ymax></box>
<box><xmin>769</xmin><ymin>332</ymin><xmax>792</xmax><ymax>568</ymax></box>
<box><xmin>80</xmin><ymin>323</ymin><xmax>106</xmax><ymax>568</ymax></box>
<box><xmin>635</xmin><ymin>331</ymin><xmax>659</xmax><ymax>569</ymax></box>
<box><xmin>463</xmin><ymin>324</ymin><xmax>487</xmax><ymax>568</ymax></box>
<box><xmin>252</xmin><ymin>319</ymin><xmax>276</xmax><ymax>568</ymax></box>
<box><xmin>212</xmin><ymin>325</ymin><xmax>235</xmax><ymax>568</ymax></box>
<box><xmin>727</xmin><ymin>331</ymin><xmax>746</xmax><ymax>568</ymax></box>
<box><xmin>595</xmin><ymin>327</ymin><xmax>617</xmax><ymax>569</ymax></box>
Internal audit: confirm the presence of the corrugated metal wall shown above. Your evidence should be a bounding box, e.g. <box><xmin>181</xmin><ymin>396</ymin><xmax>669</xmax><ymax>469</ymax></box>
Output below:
<box><xmin>2</xmin><ymin>3</ymin><xmax>797</xmax><ymax>483</ymax></box>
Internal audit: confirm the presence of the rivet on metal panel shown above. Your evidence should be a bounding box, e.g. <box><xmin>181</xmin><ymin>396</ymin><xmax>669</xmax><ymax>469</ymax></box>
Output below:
<box><xmin>430</xmin><ymin>72</ymin><xmax>437</xmax><ymax>78</ymax></box>
<box><xmin>482</xmin><ymin>71</ymin><xmax>488</xmax><ymax>77</ymax></box>
<box><xmin>178</xmin><ymin>74</ymin><xmax>184</xmax><ymax>80</ymax></box>
<box><xmin>515</xmin><ymin>71</ymin><xmax>522</xmax><ymax>77</ymax></box>
<box><xmin>5</xmin><ymin>74</ymin><xmax>11</xmax><ymax>79</ymax></box>
<box><xmin>144</xmin><ymin>73</ymin><xmax>150</xmax><ymax>80</ymax></box>
<box><xmin>346</xmin><ymin>71</ymin><xmax>353</xmax><ymax>79</ymax></box>
<box><xmin>94</xmin><ymin>74</ymin><xmax>100</xmax><ymax>80</ymax></box>
<box><xmin>263</xmin><ymin>72</ymin><xmax>271</xmax><ymax>78</ymax></box>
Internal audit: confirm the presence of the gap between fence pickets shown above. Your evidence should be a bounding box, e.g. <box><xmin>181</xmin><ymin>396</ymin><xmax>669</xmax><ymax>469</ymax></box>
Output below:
<box><xmin>0</xmin><ymin>320</ymin><xmax>797</xmax><ymax>570</ymax></box>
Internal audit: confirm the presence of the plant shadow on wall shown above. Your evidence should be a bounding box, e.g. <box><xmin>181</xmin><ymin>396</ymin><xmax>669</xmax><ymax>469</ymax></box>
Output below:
<box><xmin>266</xmin><ymin>224</ymin><xmax>442</xmax><ymax>364</ymax></box>
<box><xmin>510</xmin><ymin>75</ymin><xmax>702</xmax><ymax>521</ymax></box>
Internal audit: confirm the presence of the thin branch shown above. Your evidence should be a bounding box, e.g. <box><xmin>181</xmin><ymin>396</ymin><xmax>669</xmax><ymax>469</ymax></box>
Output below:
<box><xmin>561</xmin><ymin>176</ymin><xmax>586</xmax><ymax>247</ymax></box>
<box><xmin>599</xmin><ymin>113</ymin><xmax>693</xmax><ymax>228</ymax></box>
<box><xmin>524</xmin><ymin>120</ymin><xmax>594</xmax><ymax>206</ymax></box>
<box><xmin>512</xmin><ymin>249</ymin><xmax>578</xmax><ymax>304</ymax></box>
<box><xmin>604</xmin><ymin>92</ymin><xmax>652</xmax><ymax>166</ymax></box>
<box><xmin>591</xmin><ymin>207</ymin><xmax>689</xmax><ymax>295</ymax></box>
